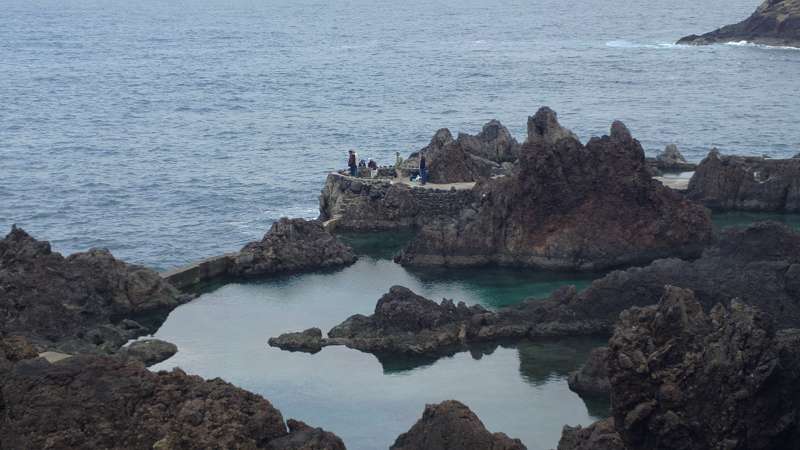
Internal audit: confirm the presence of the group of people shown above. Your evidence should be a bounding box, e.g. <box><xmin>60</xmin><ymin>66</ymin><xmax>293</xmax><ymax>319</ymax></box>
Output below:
<box><xmin>346</xmin><ymin>150</ymin><xmax>427</xmax><ymax>184</ymax></box>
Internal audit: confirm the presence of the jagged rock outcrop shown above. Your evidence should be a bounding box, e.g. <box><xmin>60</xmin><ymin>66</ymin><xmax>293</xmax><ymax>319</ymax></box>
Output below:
<box><xmin>678</xmin><ymin>0</ymin><xmax>800</xmax><ymax>47</ymax></box>
<box><xmin>397</xmin><ymin>108</ymin><xmax>713</xmax><ymax>271</ymax></box>
<box><xmin>687</xmin><ymin>149</ymin><xmax>800</xmax><ymax>212</ymax></box>
<box><xmin>0</xmin><ymin>354</ymin><xmax>343</xmax><ymax>450</ymax></box>
<box><xmin>0</xmin><ymin>226</ymin><xmax>186</xmax><ymax>354</ymax></box>
<box><xmin>319</xmin><ymin>173</ymin><xmax>476</xmax><ymax>231</ymax></box>
<box><xmin>230</xmin><ymin>218</ymin><xmax>356</xmax><ymax>277</ymax></box>
<box><xmin>272</xmin><ymin>222</ymin><xmax>800</xmax><ymax>358</ymax></box>
<box><xmin>390</xmin><ymin>400</ymin><xmax>526</xmax><ymax>450</ymax></box>
<box><xmin>646</xmin><ymin>144</ymin><xmax>696</xmax><ymax>175</ymax></box>
<box><xmin>266</xmin><ymin>419</ymin><xmax>346</xmax><ymax>450</ymax></box>
<box><xmin>117</xmin><ymin>339</ymin><xmax>178</xmax><ymax>366</ymax></box>
<box><xmin>568</xmin><ymin>347</ymin><xmax>610</xmax><ymax>397</ymax></box>
<box><xmin>557</xmin><ymin>418</ymin><xmax>625</xmax><ymax>450</ymax></box>
<box><xmin>425</xmin><ymin>138</ymin><xmax>499</xmax><ymax>184</ymax></box>
<box><xmin>620</xmin><ymin>287</ymin><xmax>800</xmax><ymax>449</ymax></box>
<box><xmin>458</xmin><ymin>119</ymin><xmax>521</xmax><ymax>163</ymax></box>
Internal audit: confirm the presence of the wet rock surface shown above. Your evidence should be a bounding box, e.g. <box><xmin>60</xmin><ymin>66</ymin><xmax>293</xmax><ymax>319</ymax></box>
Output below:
<box><xmin>0</xmin><ymin>226</ymin><xmax>186</xmax><ymax>354</ymax></box>
<box><xmin>230</xmin><ymin>218</ymin><xmax>357</xmax><ymax>277</ymax></box>
<box><xmin>391</xmin><ymin>400</ymin><xmax>526</xmax><ymax>450</ymax></box>
<box><xmin>397</xmin><ymin>107</ymin><xmax>713</xmax><ymax>271</ymax></box>
<box><xmin>687</xmin><ymin>149</ymin><xmax>800</xmax><ymax>212</ymax></box>
<box><xmin>567</xmin><ymin>347</ymin><xmax>610</xmax><ymax>397</ymax></box>
<box><xmin>0</xmin><ymin>354</ymin><xmax>343</xmax><ymax>450</ymax></box>
<box><xmin>678</xmin><ymin>0</ymin><xmax>800</xmax><ymax>47</ymax></box>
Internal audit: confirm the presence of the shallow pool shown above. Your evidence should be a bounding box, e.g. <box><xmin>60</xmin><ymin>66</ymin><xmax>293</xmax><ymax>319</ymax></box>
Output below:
<box><xmin>151</xmin><ymin>255</ymin><xmax>607</xmax><ymax>450</ymax></box>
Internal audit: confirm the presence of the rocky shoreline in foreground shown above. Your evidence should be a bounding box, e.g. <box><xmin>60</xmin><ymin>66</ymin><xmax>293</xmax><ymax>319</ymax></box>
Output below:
<box><xmin>4</xmin><ymin>106</ymin><xmax>800</xmax><ymax>449</ymax></box>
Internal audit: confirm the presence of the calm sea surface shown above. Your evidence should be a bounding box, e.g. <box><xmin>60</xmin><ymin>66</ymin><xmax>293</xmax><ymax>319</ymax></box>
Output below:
<box><xmin>3</xmin><ymin>0</ymin><xmax>800</xmax><ymax>269</ymax></box>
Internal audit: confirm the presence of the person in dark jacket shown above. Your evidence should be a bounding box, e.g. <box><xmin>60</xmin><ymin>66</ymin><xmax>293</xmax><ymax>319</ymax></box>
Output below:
<box><xmin>348</xmin><ymin>150</ymin><xmax>357</xmax><ymax>176</ymax></box>
<box><xmin>419</xmin><ymin>153</ymin><xmax>428</xmax><ymax>185</ymax></box>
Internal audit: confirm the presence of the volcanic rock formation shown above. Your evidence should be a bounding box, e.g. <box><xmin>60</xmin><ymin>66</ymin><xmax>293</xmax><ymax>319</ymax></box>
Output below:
<box><xmin>562</xmin><ymin>286</ymin><xmax>800</xmax><ymax>450</ymax></box>
<box><xmin>397</xmin><ymin>108</ymin><xmax>713</xmax><ymax>271</ymax></box>
<box><xmin>0</xmin><ymin>226</ymin><xmax>186</xmax><ymax>354</ymax></box>
<box><xmin>687</xmin><ymin>149</ymin><xmax>800</xmax><ymax>212</ymax></box>
<box><xmin>230</xmin><ymin>218</ymin><xmax>357</xmax><ymax>277</ymax></box>
<box><xmin>567</xmin><ymin>347</ymin><xmax>611</xmax><ymax>397</ymax></box>
<box><xmin>272</xmin><ymin>222</ymin><xmax>800</xmax><ymax>358</ymax></box>
<box><xmin>391</xmin><ymin>400</ymin><xmax>526</xmax><ymax>450</ymax></box>
<box><xmin>0</xmin><ymin>354</ymin><xmax>344</xmax><ymax>450</ymax></box>
<box><xmin>646</xmin><ymin>144</ymin><xmax>696</xmax><ymax>175</ymax></box>
<box><xmin>678</xmin><ymin>0</ymin><xmax>800</xmax><ymax>47</ymax></box>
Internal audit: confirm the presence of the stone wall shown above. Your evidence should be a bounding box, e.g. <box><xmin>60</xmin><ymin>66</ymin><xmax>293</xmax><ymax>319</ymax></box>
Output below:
<box><xmin>319</xmin><ymin>173</ymin><xmax>476</xmax><ymax>231</ymax></box>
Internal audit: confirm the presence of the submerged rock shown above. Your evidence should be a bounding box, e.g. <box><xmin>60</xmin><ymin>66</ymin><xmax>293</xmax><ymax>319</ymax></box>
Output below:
<box><xmin>0</xmin><ymin>226</ymin><xmax>186</xmax><ymax>354</ymax></box>
<box><xmin>230</xmin><ymin>218</ymin><xmax>357</xmax><ymax>277</ymax></box>
<box><xmin>0</xmin><ymin>354</ymin><xmax>343</xmax><ymax>449</ymax></box>
<box><xmin>397</xmin><ymin>108</ymin><xmax>713</xmax><ymax>271</ymax></box>
<box><xmin>117</xmin><ymin>339</ymin><xmax>178</xmax><ymax>366</ymax></box>
<box><xmin>391</xmin><ymin>400</ymin><xmax>526</xmax><ymax>450</ymax></box>
<box><xmin>567</xmin><ymin>347</ymin><xmax>610</xmax><ymax>397</ymax></box>
<box><xmin>687</xmin><ymin>150</ymin><xmax>800</xmax><ymax>212</ymax></box>
<box><xmin>677</xmin><ymin>0</ymin><xmax>800</xmax><ymax>47</ymax></box>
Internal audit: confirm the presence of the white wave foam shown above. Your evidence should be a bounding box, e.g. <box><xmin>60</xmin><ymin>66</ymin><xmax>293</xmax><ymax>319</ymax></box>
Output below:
<box><xmin>605</xmin><ymin>40</ymin><xmax>679</xmax><ymax>49</ymax></box>
<box><xmin>724</xmin><ymin>40</ymin><xmax>800</xmax><ymax>51</ymax></box>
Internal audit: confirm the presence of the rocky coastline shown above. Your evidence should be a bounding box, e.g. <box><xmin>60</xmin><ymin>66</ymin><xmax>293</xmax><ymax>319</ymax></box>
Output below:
<box><xmin>6</xmin><ymin>107</ymin><xmax>800</xmax><ymax>449</ymax></box>
<box><xmin>677</xmin><ymin>0</ymin><xmax>800</xmax><ymax>47</ymax></box>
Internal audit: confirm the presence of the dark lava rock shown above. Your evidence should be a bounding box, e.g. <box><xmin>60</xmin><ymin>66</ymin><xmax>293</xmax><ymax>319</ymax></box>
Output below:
<box><xmin>0</xmin><ymin>354</ymin><xmax>343</xmax><ymax>450</ymax></box>
<box><xmin>230</xmin><ymin>218</ymin><xmax>357</xmax><ymax>277</ymax></box>
<box><xmin>687</xmin><ymin>149</ymin><xmax>800</xmax><ymax>212</ymax></box>
<box><xmin>0</xmin><ymin>335</ymin><xmax>39</xmax><ymax>372</ymax></box>
<box><xmin>425</xmin><ymin>138</ymin><xmax>500</xmax><ymax>184</ymax></box>
<box><xmin>325</xmin><ymin>286</ymin><xmax>488</xmax><ymax>355</ymax></box>
<box><xmin>397</xmin><ymin>107</ymin><xmax>713</xmax><ymax>271</ymax></box>
<box><xmin>391</xmin><ymin>400</ymin><xmax>526</xmax><ymax>450</ymax></box>
<box><xmin>457</xmin><ymin>119</ymin><xmax>521</xmax><ymax>163</ymax></box>
<box><xmin>567</xmin><ymin>347</ymin><xmax>610</xmax><ymax>397</ymax></box>
<box><xmin>117</xmin><ymin>339</ymin><xmax>178</xmax><ymax>366</ymax></box>
<box><xmin>558</xmin><ymin>418</ymin><xmax>625</xmax><ymax>450</ymax></box>
<box><xmin>276</xmin><ymin>221</ymin><xmax>800</xmax><ymax>358</ymax></box>
<box><xmin>610</xmin><ymin>286</ymin><xmax>800</xmax><ymax>450</ymax></box>
<box><xmin>266</xmin><ymin>419</ymin><xmax>346</xmax><ymax>450</ymax></box>
<box><xmin>677</xmin><ymin>0</ymin><xmax>800</xmax><ymax>47</ymax></box>
<box><xmin>0</xmin><ymin>226</ymin><xmax>185</xmax><ymax>354</ymax></box>
<box><xmin>646</xmin><ymin>144</ymin><xmax>696</xmax><ymax>174</ymax></box>
<box><xmin>268</xmin><ymin>328</ymin><xmax>324</xmax><ymax>353</ymax></box>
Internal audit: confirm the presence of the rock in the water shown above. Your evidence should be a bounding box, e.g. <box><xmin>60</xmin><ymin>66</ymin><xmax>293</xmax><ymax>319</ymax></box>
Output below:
<box><xmin>568</xmin><ymin>347</ymin><xmax>610</xmax><ymax>397</ymax></box>
<box><xmin>557</xmin><ymin>418</ymin><xmax>625</xmax><ymax>450</ymax></box>
<box><xmin>606</xmin><ymin>286</ymin><xmax>800</xmax><ymax>450</ymax></box>
<box><xmin>268</xmin><ymin>328</ymin><xmax>324</xmax><ymax>353</ymax></box>
<box><xmin>117</xmin><ymin>339</ymin><xmax>178</xmax><ymax>366</ymax></box>
<box><xmin>677</xmin><ymin>0</ymin><xmax>800</xmax><ymax>47</ymax></box>
<box><xmin>0</xmin><ymin>226</ymin><xmax>185</xmax><ymax>354</ymax></box>
<box><xmin>0</xmin><ymin>354</ymin><xmax>342</xmax><ymax>449</ymax></box>
<box><xmin>230</xmin><ymin>218</ymin><xmax>357</xmax><ymax>277</ymax></box>
<box><xmin>687</xmin><ymin>150</ymin><xmax>800</xmax><ymax>212</ymax></box>
<box><xmin>398</xmin><ymin>108</ymin><xmax>713</xmax><ymax>271</ymax></box>
<box><xmin>391</xmin><ymin>400</ymin><xmax>526</xmax><ymax>450</ymax></box>
<box><xmin>266</xmin><ymin>419</ymin><xmax>346</xmax><ymax>450</ymax></box>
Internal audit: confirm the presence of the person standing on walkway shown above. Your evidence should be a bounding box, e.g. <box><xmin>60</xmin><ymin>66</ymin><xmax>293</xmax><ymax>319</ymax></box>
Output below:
<box><xmin>419</xmin><ymin>153</ymin><xmax>428</xmax><ymax>185</ymax></box>
<box><xmin>348</xmin><ymin>150</ymin><xmax>357</xmax><ymax>176</ymax></box>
